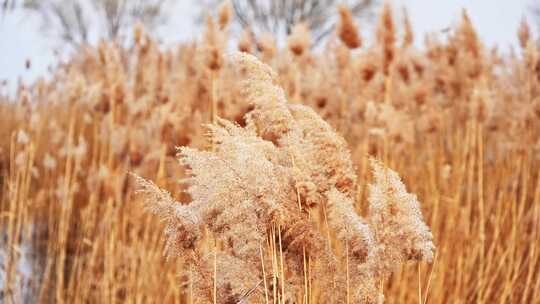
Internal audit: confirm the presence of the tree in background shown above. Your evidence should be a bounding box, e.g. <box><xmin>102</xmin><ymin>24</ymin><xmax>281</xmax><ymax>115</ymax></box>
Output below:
<box><xmin>24</xmin><ymin>0</ymin><xmax>170</xmax><ymax>47</ymax></box>
<box><xmin>200</xmin><ymin>0</ymin><xmax>378</xmax><ymax>45</ymax></box>
<box><xmin>2</xmin><ymin>0</ymin><xmax>15</xmax><ymax>12</ymax></box>
<box><xmin>1</xmin><ymin>0</ymin><xmax>17</xmax><ymax>16</ymax></box>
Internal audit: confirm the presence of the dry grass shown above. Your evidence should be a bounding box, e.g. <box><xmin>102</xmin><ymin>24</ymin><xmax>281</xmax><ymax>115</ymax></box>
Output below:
<box><xmin>1</xmin><ymin>4</ymin><xmax>540</xmax><ymax>304</ymax></box>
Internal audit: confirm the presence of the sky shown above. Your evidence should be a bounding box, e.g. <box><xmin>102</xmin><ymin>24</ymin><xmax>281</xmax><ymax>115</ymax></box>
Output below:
<box><xmin>393</xmin><ymin>0</ymin><xmax>534</xmax><ymax>48</ymax></box>
<box><xmin>0</xmin><ymin>0</ymin><xmax>537</xmax><ymax>92</ymax></box>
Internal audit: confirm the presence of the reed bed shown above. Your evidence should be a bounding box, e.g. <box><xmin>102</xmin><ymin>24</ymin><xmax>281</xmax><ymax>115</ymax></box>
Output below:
<box><xmin>1</xmin><ymin>4</ymin><xmax>539</xmax><ymax>303</ymax></box>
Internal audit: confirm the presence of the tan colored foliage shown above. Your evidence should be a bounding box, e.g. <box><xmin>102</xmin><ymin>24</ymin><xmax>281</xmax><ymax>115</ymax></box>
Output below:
<box><xmin>1</xmin><ymin>5</ymin><xmax>539</xmax><ymax>304</ymax></box>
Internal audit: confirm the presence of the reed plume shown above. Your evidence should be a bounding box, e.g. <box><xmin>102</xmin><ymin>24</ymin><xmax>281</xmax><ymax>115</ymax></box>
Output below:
<box><xmin>136</xmin><ymin>52</ymin><xmax>435</xmax><ymax>303</ymax></box>
<box><xmin>337</xmin><ymin>5</ymin><xmax>361</xmax><ymax>49</ymax></box>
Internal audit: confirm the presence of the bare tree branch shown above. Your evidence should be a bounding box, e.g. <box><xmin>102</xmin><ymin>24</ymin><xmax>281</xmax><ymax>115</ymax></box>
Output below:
<box><xmin>25</xmin><ymin>0</ymin><xmax>171</xmax><ymax>47</ymax></box>
<box><xmin>200</xmin><ymin>0</ymin><xmax>378</xmax><ymax>45</ymax></box>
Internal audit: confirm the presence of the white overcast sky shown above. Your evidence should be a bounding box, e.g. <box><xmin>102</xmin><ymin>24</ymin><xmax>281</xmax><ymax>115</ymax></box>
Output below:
<box><xmin>0</xmin><ymin>0</ymin><xmax>537</xmax><ymax>90</ymax></box>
